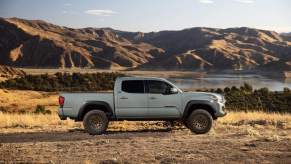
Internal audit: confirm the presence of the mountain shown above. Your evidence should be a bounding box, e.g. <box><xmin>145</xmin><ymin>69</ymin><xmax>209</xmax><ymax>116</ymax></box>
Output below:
<box><xmin>281</xmin><ymin>32</ymin><xmax>291</xmax><ymax>36</ymax></box>
<box><xmin>118</xmin><ymin>27</ymin><xmax>291</xmax><ymax>71</ymax></box>
<box><xmin>0</xmin><ymin>17</ymin><xmax>164</xmax><ymax>69</ymax></box>
<box><xmin>0</xmin><ymin>17</ymin><xmax>290</xmax><ymax>72</ymax></box>
<box><xmin>281</xmin><ymin>32</ymin><xmax>291</xmax><ymax>42</ymax></box>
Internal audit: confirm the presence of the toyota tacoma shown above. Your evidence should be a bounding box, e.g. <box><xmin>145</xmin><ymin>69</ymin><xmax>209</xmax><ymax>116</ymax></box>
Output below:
<box><xmin>58</xmin><ymin>77</ymin><xmax>226</xmax><ymax>135</ymax></box>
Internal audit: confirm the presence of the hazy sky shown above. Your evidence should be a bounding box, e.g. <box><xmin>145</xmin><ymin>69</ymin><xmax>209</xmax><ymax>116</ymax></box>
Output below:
<box><xmin>0</xmin><ymin>0</ymin><xmax>290</xmax><ymax>32</ymax></box>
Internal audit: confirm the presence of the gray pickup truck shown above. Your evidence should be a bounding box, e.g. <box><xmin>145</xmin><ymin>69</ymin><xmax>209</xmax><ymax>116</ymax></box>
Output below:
<box><xmin>58</xmin><ymin>77</ymin><xmax>226</xmax><ymax>135</ymax></box>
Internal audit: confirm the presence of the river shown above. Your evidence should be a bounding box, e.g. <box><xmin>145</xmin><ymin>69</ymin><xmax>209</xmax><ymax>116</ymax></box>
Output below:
<box><xmin>168</xmin><ymin>74</ymin><xmax>291</xmax><ymax>91</ymax></box>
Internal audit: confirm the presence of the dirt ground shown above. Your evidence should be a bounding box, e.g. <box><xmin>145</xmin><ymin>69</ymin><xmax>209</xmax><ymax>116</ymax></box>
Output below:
<box><xmin>0</xmin><ymin>88</ymin><xmax>290</xmax><ymax>163</ymax></box>
<box><xmin>0</xmin><ymin>124</ymin><xmax>290</xmax><ymax>163</ymax></box>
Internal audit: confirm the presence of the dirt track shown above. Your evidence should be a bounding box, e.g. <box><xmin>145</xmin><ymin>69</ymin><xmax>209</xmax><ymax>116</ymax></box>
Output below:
<box><xmin>0</xmin><ymin>125</ymin><xmax>291</xmax><ymax>163</ymax></box>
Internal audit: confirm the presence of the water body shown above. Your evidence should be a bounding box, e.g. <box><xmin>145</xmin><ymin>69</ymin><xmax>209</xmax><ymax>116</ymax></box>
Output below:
<box><xmin>168</xmin><ymin>74</ymin><xmax>291</xmax><ymax>91</ymax></box>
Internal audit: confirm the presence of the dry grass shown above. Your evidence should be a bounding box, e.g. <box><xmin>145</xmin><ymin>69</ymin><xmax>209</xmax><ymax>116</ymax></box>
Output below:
<box><xmin>19</xmin><ymin>68</ymin><xmax>117</xmax><ymax>75</ymax></box>
<box><xmin>218</xmin><ymin>111</ymin><xmax>291</xmax><ymax>128</ymax></box>
<box><xmin>0</xmin><ymin>89</ymin><xmax>58</xmax><ymax>112</ymax></box>
<box><xmin>0</xmin><ymin>111</ymin><xmax>290</xmax><ymax>134</ymax></box>
<box><xmin>1</xmin><ymin>111</ymin><xmax>290</xmax><ymax>163</ymax></box>
<box><xmin>0</xmin><ymin>112</ymin><xmax>78</xmax><ymax>133</ymax></box>
<box><xmin>19</xmin><ymin>68</ymin><xmax>206</xmax><ymax>78</ymax></box>
<box><xmin>216</xmin><ymin>111</ymin><xmax>291</xmax><ymax>140</ymax></box>
<box><xmin>0</xmin><ymin>76</ymin><xmax>8</xmax><ymax>82</ymax></box>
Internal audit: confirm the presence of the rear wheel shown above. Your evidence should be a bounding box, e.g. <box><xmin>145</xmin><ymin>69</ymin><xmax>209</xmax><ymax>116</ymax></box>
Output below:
<box><xmin>186</xmin><ymin>109</ymin><xmax>213</xmax><ymax>134</ymax></box>
<box><xmin>83</xmin><ymin>110</ymin><xmax>108</xmax><ymax>135</ymax></box>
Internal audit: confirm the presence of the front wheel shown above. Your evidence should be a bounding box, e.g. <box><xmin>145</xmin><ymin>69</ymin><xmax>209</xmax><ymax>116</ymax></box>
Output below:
<box><xmin>83</xmin><ymin>110</ymin><xmax>109</xmax><ymax>135</ymax></box>
<box><xmin>186</xmin><ymin>109</ymin><xmax>213</xmax><ymax>134</ymax></box>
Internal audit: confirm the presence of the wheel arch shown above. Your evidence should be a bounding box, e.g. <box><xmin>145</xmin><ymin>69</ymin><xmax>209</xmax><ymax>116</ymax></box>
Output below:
<box><xmin>183</xmin><ymin>100</ymin><xmax>217</xmax><ymax>120</ymax></box>
<box><xmin>77</xmin><ymin>101</ymin><xmax>114</xmax><ymax>121</ymax></box>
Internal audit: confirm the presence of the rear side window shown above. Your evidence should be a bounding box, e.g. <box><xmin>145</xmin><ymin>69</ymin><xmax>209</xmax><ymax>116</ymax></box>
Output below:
<box><xmin>121</xmin><ymin>80</ymin><xmax>144</xmax><ymax>93</ymax></box>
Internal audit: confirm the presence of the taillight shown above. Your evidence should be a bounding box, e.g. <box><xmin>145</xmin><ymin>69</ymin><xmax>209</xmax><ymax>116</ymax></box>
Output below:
<box><xmin>59</xmin><ymin>96</ymin><xmax>65</xmax><ymax>106</ymax></box>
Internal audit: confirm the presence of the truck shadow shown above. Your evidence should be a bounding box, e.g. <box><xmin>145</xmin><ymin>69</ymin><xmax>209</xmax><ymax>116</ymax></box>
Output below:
<box><xmin>0</xmin><ymin>128</ymin><xmax>176</xmax><ymax>144</ymax></box>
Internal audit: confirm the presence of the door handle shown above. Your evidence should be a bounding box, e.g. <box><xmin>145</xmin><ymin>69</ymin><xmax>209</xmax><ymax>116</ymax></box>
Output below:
<box><xmin>120</xmin><ymin>97</ymin><xmax>128</xmax><ymax>99</ymax></box>
<box><xmin>149</xmin><ymin>97</ymin><xmax>157</xmax><ymax>100</ymax></box>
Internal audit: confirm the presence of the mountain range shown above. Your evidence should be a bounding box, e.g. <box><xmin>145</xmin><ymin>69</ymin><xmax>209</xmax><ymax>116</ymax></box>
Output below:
<box><xmin>0</xmin><ymin>17</ymin><xmax>290</xmax><ymax>72</ymax></box>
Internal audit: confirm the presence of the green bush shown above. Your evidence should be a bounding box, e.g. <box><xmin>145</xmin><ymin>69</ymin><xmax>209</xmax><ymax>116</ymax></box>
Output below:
<box><xmin>243</xmin><ymin>82</ymin><xmax>253</xmax><ymax>93</ymax></box>
<box><xmin>283</xmin><ymin>87</ymin><xmax>290</xmax><ymax>93</ymax></box>
<box><xmin>0</xmin><ymin>72</ymin><xmax>124</xmax><ymax>92</ymax></box>
<box><xmin>34</xmin><ymin>105</ymin><xmax>51</xmax><ymax>114</ymax></box>
<box><xmin>224</xmin><ymin>87</ymin><xmax>231</xmax><ymax>93</ymax></box>
<box><xmin>212</xmin><ymin>84</ymin><xmax>291</xmax><ymax>113</ymax></box>
<box><xmin>0</xmin><ymin>106</ymin><xmax>7</xmax><ymax>113</ymax></box>
<box><xmin>34</xmin><ymin>105</ymin><xmax>45</xmax><ymax>114</ymax></box>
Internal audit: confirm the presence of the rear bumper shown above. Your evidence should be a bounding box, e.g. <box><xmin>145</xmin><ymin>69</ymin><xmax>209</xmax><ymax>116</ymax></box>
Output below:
<box><xmin>58</xmin><ymin>107</ymin><xmax>67</xmax><ymax>120</ymax></box>
<box><xmin>59</xmin><ymin>115</ymin><xmax>67</xmax><ymax>120</ymax></box>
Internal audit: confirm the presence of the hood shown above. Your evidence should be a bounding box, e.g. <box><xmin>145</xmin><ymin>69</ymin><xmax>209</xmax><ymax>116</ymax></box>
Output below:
<box><xmin>182</xmin><ymin>91</ymin><xmax>225</xmax><ymax>103</ymax></box>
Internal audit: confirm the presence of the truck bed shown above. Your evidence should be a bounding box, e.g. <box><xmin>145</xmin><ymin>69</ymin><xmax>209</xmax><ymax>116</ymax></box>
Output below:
<box><xmin>60</xmin><ymin>92</ymin><xmax>114</xmax><ymax>118</ymax></box>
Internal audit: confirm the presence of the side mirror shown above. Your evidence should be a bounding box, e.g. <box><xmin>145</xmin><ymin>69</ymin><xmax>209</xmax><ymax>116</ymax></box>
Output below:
<box><xmin>170</xmin><ymin>88</ymin><xmax>178</xmax><ymax>94</ymax></box>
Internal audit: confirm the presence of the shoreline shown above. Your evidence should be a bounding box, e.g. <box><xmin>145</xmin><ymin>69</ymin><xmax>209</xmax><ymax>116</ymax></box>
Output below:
<box><xmin>17</xmin><ymin>67</ymin><xmax>291</xmax><ymax>79</ymax></box>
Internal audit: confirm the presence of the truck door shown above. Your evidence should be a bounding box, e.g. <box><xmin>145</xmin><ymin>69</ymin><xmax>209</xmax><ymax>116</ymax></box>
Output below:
<box><xmin>115</xmin><ymin>80</ymin><xmax>148</xmax><ymax>118</ymax></box>
<box><xmin>146</xmin><ymin>80</ymin><xmax>181</xmax><ymax>118</ymax></box>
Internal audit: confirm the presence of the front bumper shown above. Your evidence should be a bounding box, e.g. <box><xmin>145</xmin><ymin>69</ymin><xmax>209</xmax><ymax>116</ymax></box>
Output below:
<box><xmin>214</xmin><ymin>102</ymin><xmax>227</xmax><ymax>117</ymax></box>
<box><xmin>215</xmin><ymin>108</ymin><xmax>227</xmax><ymax>117</ymax></box>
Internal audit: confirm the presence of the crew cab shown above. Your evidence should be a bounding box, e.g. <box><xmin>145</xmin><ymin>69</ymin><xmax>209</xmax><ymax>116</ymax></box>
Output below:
<box><xmin>58</xmin><ymin>77</ymin><xmax>226</xmax><ymax>135</ymax></box>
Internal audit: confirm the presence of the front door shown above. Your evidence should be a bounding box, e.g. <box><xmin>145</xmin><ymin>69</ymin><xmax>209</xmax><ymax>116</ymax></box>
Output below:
<box><xmin>115</xmin><ymin>80</ymin><xmax>148</xmax><ymax>119</ymax></box>
<box><xmin>146</xmin><ymin>80</ymin><xmax>181</xmax><ymax>118</ymax></box>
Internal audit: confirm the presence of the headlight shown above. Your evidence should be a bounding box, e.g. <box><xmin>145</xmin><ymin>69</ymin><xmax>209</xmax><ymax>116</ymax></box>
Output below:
<box><xmin>211</xmin><ymin>95</ymin><xmax>219</xmax><ymax>102</ymax></box>
<box><xmin>220</xmin><ymin>96</ymin><xmax>225</xmax><ymax>103</ymax></box>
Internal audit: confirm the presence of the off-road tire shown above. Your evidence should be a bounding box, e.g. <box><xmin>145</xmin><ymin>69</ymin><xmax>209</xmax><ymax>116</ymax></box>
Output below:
<box><xmin>186</xmin><ymin>109</ymin><xmax>213</xmax><ymax>134</ymax></box>
<box><xmin>83</xmin><ymin>110</ymin><xmax>108</xmax><ymax>135</ymax></box>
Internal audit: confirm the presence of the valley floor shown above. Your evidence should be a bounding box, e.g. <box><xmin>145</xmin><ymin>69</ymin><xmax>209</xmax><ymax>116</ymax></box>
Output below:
<box><xmin>0</xmin><ymin>112</ymin><xmax>291</xmax><ymax>163</ymax></box>
<box><xmin>19</xmin><ymin>68</ymin><xmax>207</xmax><ymax>78</ymax></box>
<box><xmin>0</xmin><ymin>89</ymin><xmax>291</xmax><ymax>163</ymax></box>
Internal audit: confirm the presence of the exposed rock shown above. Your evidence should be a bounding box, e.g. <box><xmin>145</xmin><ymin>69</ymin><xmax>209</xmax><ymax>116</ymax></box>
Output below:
<box><xmin>0</xmin><ymin>17</ymin><xmax>290</xmax><ymax>71</ymax></box>
<box><xmin>0</xmin><ymin>17</ymin><xmax>164</xmax><ymax>69</ymax></box>
<box><xmin>0</xmin><ymin>65</ymin><xmax>25</xmax><ymax>78</ymax></box>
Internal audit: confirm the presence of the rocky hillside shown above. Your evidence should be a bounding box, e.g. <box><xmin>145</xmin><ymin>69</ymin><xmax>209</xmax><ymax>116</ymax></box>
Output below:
<box><xmin>118</xmin><ymin>27</ymin><xmax>291</xmax><ymax>71</ymax></box>
<box><xmin>281</xmin><ymin>32</ymin><xmax>291</xmax><ymax>42</ymax></box>
<box><xmin>0</xmin><ymin>17</ymin><xmax>290</xmax><ymax>71</ymax></box>
<box><xmin>0</xmin><ymin>65</ymin><xmax>25</xmax><ymax>78</ymax></box>
<box><xmin>0</xmin><ymin>18</ymin><xmax>164</xmax><ymax>69</ymax></box>
<box><xmin>282</xmin><ymin>32</ymin><xmax>291</xmax><ymax>36</ymax></box>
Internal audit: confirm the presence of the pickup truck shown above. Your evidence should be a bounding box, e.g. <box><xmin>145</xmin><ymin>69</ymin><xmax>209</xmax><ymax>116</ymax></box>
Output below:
<box><xmin>58</xmin><ymin>77</ymin><xmax>226</xmax><ymax>135</ymax></box>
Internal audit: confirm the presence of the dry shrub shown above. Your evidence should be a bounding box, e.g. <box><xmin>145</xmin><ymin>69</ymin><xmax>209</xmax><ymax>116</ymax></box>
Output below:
<box><xmin>264</xmin><ymin>135</ymin><xmax>281</xmax><ymax>142</ymax></box>
<box><xmin>0</xmin><ymin>89</ymin><xmax>58</xmax><ymax>113</ymax></box>
<box><xmin>0</xmin><ymin>111</ymin><xmax>291</xmax><ymax>133</ymax></box>
<box><xmin>218</xmin><ymin>111</ymin><xmax>291</xmax><ymax>129</ymax></box>
<box><xmin>0</xmin><ymin>112</ymin><xmax>77</xmax><ymax>129</ymax></box>
<box><xmin>243</xmin><ymin>127</ymin><xmax>261</xmax><ymax>137</ymax></box>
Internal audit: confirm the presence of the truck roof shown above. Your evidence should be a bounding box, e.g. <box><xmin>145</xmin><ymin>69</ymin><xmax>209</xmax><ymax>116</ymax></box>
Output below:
<box><xmin>117</xmin><ymin>76</ymin><xmax>167</xmax><ymax>81</ymax></box>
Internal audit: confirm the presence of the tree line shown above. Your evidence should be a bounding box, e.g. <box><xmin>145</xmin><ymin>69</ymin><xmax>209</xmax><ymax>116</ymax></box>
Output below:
<box><xmin>0</xmin><ymin>72</ymin><xmax>123</xmax><ymax>92</ymax></box>
<box><xmin>200</xmin><ymin>83</ymin><xmax>291</xmax><ymax>113</ymax></box>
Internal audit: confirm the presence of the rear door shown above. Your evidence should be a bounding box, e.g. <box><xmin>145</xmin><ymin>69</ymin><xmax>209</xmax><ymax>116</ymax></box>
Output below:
<box><xmin>146</xmin><ymin>80</ymin><xmax>181</xmax><ymax>118</ymax></box>
<box><xmin>115</xmin><ymin>80</ymin><xmax>148</xmax><ymax>118</ymax></box>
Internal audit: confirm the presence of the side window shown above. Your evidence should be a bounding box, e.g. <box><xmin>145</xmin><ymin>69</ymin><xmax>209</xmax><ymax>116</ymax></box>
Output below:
<box><xmin>121</xmin><ymin>80</ymin><xmax>144</xmax><ymax>93</ymax></box>
<box><xmin>147</xmin><ymin>80</ymin><xmax>172</xmax><ymax>94</ymax></box>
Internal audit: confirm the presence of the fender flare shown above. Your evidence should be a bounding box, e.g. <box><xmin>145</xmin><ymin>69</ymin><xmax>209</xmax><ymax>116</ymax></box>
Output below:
<box><xmin>183</xmin><ymin>100</ymin><xmax>217</xmax><ymax>119</ymax></box>
<box><xmin>77</xmin><ymin>101</ymin><xmax>114</xmax><ymax>121</ymax></box>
